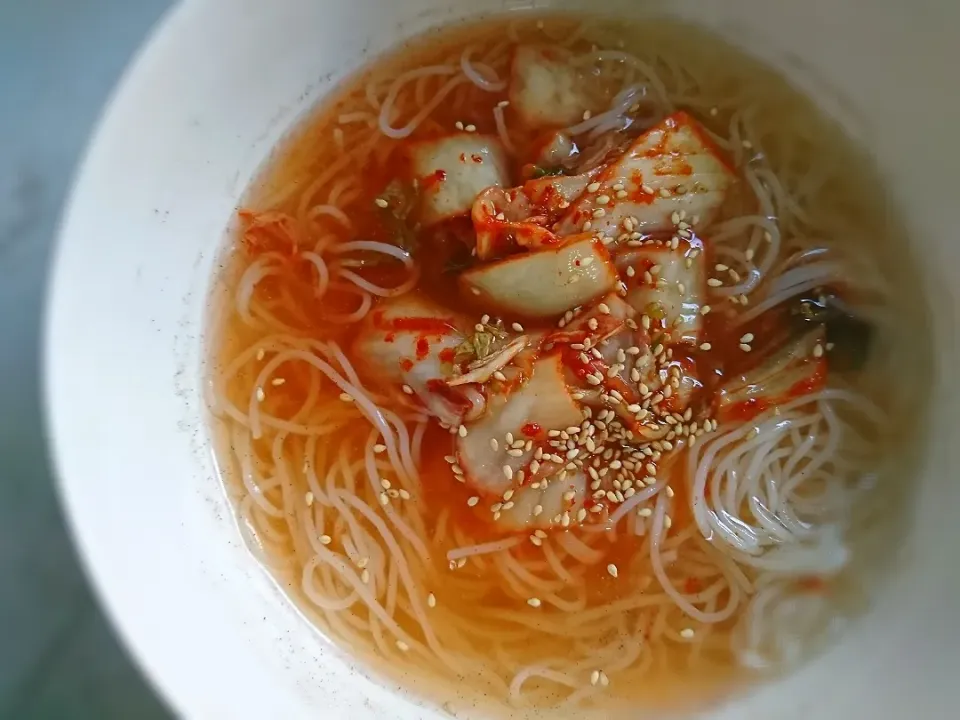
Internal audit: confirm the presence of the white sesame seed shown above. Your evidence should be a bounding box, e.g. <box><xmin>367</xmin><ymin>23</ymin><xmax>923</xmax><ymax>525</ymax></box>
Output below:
<box><xmin>320</xmin><ymin>534</ymin><xmax>332</xmax><ymax>545</ymax></box>
<box><xmin>740</xmin><ymin>343</ymin><xmax>752</xmax><ymax>352</ymax></box>
<box><xmin>401</xmin><ymin>384</ymin><xmax>414</xmax><ymax>395</ymax></box>
<box><xmin>396</xmin><ymin>640</ymin><xmax>409</xmax><ymax>652</ymax></box>
<box><xmin>596</xmin><ymin>194</ymin><xmax>611</xmax><ymax>204</ymax></box>
<box><xmin>305</xmin><ymin>491</ymin><xmax>314</xmax><ymax>506</ymax></box>
<box><xmin>374</xmin><ymin>197</ymin><xmax>389</xmax><ymax>208</ymax></box>
<box><xmin>465</xmin><ymin>124</ymin><xmax>477</xmax><ymax>132</ymax></box>
<box><xmin>458</xmin><ymin>424</ymin><xmax>468</xmax><ymax>437</ymax></box>
<box><xmin>587</xmin><ymin>182</ymin><xmax>601</xmax><ymax>193</ymax></box>
<box><xmin>256</xmin><ymin>348</ymin><xmax>265</xmax><ymax>361</ymax></box>
<box><xmin>379</xmin><ymin>492</ymin><xmax>389</xmax><ymax>506</ymax></box>
<box><xmin>493</xmin><ymin>371</ymin><xmax>507</xmax><ymax>382</ymax></box>
<box><xmin>599</xmin><ymin>671</ymin><xmax>610</xmax><ymax>687</ymax></box>
<box><xmin>527</xmin><ymin>597</ymin><xmax>542</xmax><ymax>608</ymax></box>
<box><xmin>680</xmin><ymin>628</ymin><xmax>695</xmax><ymax>639</ymax></box>
<box><xmin>590</xmin><ymin>670</ymin><xmax>601</xmax><ymax>686</ymax></box>
<box><xmin>256</xmin><ymin>387</ymin><xmax>265</xmax><ymax>402</ymax></box>
<box><xmin>502</xmin><ymin>465</ymin><xmax>514</xmax><ymax>480</ymax></box>
<box><xmin>699</xmin><ymin>342</ymin><xmax>712</xmax><ymax>351</ymax></box>
<box><xmin>813</xmin><ymin>344</ymin><xmax>824</xmax><ymax>358</ymax></box>
<box><xmin>455</xmin><ymin>121</ymin><xmax>464</xmax><ymax>130</ymax></box>
<box><xmin>707</xmin><ymin>278</ymin><xmax>723</xmax><ymax>287</ymax></box>
<box><xmin>607</xmin><ymin>563</ymin><xmax>619</xmax><ymax>578</ymax></box>
<box><xmin>467</xmin><ymin>496</ymin><xmax>479</xmax><ymax>507</ymax></box>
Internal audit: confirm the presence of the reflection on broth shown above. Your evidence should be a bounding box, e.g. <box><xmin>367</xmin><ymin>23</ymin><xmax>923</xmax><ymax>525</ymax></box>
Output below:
<box><xmin>206</xmin><ymin>13</ymin><xmax>929</xmax><ymax>718</ymax></box>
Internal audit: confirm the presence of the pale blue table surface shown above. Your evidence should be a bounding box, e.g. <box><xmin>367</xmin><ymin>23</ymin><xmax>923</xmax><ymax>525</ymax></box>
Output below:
<box><xmin>0</xmin><ymin>0</ymin><xmax>173</xmax><ymax>717</ymax></box>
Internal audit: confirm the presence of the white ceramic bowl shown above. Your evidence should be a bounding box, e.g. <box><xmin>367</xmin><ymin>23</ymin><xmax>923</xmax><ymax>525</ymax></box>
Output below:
<box><xmin>45</xmin><ymin>0</ymin><xmax>960</xmax><ymax>718</ymax></box>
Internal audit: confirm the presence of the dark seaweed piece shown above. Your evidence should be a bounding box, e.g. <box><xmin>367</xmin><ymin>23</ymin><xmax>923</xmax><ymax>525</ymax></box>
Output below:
<box><xmin>790</xmin><ymin>293</ymin><xmax>872</xmax><ymax>372</ymax></box>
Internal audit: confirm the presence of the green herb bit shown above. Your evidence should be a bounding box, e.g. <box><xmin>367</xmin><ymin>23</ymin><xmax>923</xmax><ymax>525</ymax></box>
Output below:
<box><xmin>531</xmin><ymin>165</ymin><xmax>565</xmax><ymax>179</ymax></box>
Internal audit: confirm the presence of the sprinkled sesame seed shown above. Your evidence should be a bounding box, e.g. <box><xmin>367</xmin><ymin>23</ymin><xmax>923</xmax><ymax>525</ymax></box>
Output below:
<box><xmin>582</xmin><ymin>220</ymin><xmax>593</xmax><ymax>232</ymax></box>
<box><xmin>380</xmin><ymin>478</ymin><xmax>391</xmax><ymax>490</ymax></box>
<box><xmin>465</xmin><ymin>124</ymin><xmax>477</xmax><ymax>132</ymax></box>
<box><xmin>396</xmin><ymin>640</ymin><xmax>409</xmax><ymax>652</ymax></box>
<box><xmin>455</xmin><ymin>121</ymin><xmax>464</xmax><ymax>130</ymax></box>
<box><xmin>680</xmin><ymin>628</ymin><xmax>695</xmax><ymax>639</ymax></box>
<box><xmin>379</xmin><ymin>493</ymin><xmax>389</xmax><ymax>506</ymax></box>
<box><xmin>699</xmin><ymin>342</ymin><xmax>712</xmax><ymax>351</ymax></box>
<box><xmin>813</xmin><ymin>343</ymin><xmax>824</xmax><ymax>357</ymax></box>
<box><xmin>374</xmin><ymin>197</ymin><xmax>389</xmax><ymax>208</ymax></box>
<box><xmin>305</xmin><ymin>492</ymin><xmax>314</xmax><ymax>506</ymax></box>
<box><xmin>320</xmin><ymin>534</ymin><xmax>332</xmax><ymax>545</ymax></box>
<box><xmin>401</xmin><ymin>384</ymin><xmax>414</xmax><ymax>395</ymax></box>
<box><xmin>458</xmin><ymin>424</ymin><xmax>468</xmax><ymax>437</ymax></box>
<box><xmin>599</xmin><ymin>670</ymin><xmax>610</xmax><ymax>687</ymax></box>
<box><xmin>502</xmin><ymin>465</ymin><xmax>514</xmax><ymax>480</ymax></box>
<box><xmin>596</xmin><ymin>194</ymin><xmax>611</xmax><ymax>204</ymax></box>
<box><xmin>582</xmin><ymin>110</ymin><xmax>592</xmax><ymax>121</ymax></box>
<box><xmin>590</xmin><ymin>670</ymin><xmax>601</xmax><ymax>686</ymax></box>
<box><xmin>256</xmin><ymin>348</ymin><xmax>265</xmax><ymax>361</ymax></box>
<box><xmin>700</xmin><ymin>305</ymin><xmax>711</xmax><ymax>315</ymax></box>
<box><xmin>607</xmin><ymin>563</ymin><xmax>619</xmax><ymax>578</ymax></box>
<box><xmin>527</xmin><ymin>597</ymin><xmax>542</xmax><ymax>608</ymax></box>
<box><xmin>707</xmin><ymin>278</ymin><xmax>723</xmax><ymax>287</ymax></box>
<box><xmin>256</xmin><ymin>387</ymin><xmax>265</xmax><ymax>402</ymax></box>
<box><xmin>740</xmin><ymin>343</ymin><xmax>752</xmax><ymax>352</ymax></box>
<box><xmin>745</xmin><ymin>248</ymin><xmax>755</xmax><ymax>261</ymax></box>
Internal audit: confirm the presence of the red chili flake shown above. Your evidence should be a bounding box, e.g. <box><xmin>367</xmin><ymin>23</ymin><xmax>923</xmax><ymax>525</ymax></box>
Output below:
<box><xmin>416</xmin><ymin>337</ymin><xmax>430</xmax><ymax>360</ymax></box>
<box><xmin>399</xmin><ymin>358</ymin><xmax>413</xmax><ymax>372</ymax></box>
<box><xmin>521</xmin><ymin>423</ymin><xmax>542</xmax><ymax>438</ymax></box>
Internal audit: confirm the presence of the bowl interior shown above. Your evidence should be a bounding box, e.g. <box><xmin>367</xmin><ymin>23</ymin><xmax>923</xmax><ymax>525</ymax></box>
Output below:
<box><xmin>46</xmin><ymin>0</ymin><xmax>960</xmax><ymax>718</ymax></box>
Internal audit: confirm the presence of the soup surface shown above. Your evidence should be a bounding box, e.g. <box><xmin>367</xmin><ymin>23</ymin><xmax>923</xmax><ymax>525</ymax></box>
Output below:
<box><xmin>207</xmin><ymin>13</ymin><xmax>929</xmax><ymax>718</ymax></box>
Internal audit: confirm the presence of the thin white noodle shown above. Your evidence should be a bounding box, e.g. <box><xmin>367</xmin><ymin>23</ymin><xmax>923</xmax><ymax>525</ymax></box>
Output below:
<box><xmin>447</xmin><ymin>537</ymin><xmax>522</xmax><ymax>562</ymax></box>
<box><xmin>461</xmin><ymin>47</ymin><xmax>507</xmax><ymax>91</ymax></box>
<box><xmin>378</xmin><ymin>66</ymin><xmax>464</xmax><ymax>139</ymax></box>
<box><xmin>493</xmin><ymin>104</ymin><xmax>516</xmax><ymax>154</ymax></box>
